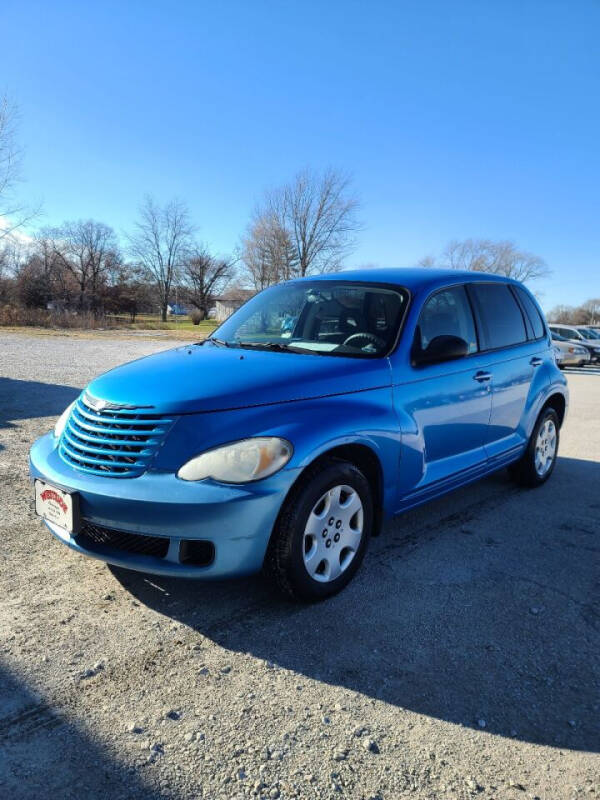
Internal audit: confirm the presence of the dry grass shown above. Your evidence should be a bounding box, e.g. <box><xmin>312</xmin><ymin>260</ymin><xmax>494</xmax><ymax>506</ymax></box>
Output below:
<box><xmin>0</xmin><ymin>305</ymin><xmax>217</xmax><ymax>340</ymax></box>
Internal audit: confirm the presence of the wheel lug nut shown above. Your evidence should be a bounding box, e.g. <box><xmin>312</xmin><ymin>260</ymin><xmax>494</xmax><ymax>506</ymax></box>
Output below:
<box><xmin>335</xmin><ymin>520</ymin><xmax>342</xmax><ymax>529</ymax></box>
<box><xmin>334</xmin><ymin>533</ymin><xmax>340</xmax><ymax>542</ymax></box>
<box><xmin>328</xmin><ymin>517</ymin><xmax>334</xmax><ymax>526</ymax></box>
<box><xmin>322</xmin><ymin>529</ymin><xmax>328</xmax><ymax>538</ymax></box>
<box><xmin>326</xmin><ymin>539</ymin><xmax>332</xmax><ymax>548</ymax></box>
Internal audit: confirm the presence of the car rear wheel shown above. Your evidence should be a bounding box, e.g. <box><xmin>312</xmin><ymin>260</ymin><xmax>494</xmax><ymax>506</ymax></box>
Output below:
<box><xmin>509</xmin><ymin>407</ymin><xmax>559</xmax><ymax>488</ymax></box>
<box><xmin>266</xmin><ymin>459</ymin><xmax>372</xmax><ymax>601</ymax></box>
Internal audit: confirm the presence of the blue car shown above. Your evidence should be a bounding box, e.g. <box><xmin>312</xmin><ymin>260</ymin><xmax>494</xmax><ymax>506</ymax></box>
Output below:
<box><xmin>30</xmin><ymin>268</ymin><xmax>568</xmax><ymax>601</ymax></box>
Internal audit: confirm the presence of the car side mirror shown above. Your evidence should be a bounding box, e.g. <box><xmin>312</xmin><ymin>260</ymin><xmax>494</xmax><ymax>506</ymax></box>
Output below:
<box><xmin>412</xmin><ymin>335</ymin><xmax>469</xmax><ymax>366</ymax></box>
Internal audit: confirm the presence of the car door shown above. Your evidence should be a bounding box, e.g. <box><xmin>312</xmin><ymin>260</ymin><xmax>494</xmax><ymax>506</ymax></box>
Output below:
<box><xmin>392</xmin><ymin>284</ymin><xmax>493</xmax><ymax>503</ymax></box>
<box><xmin>467</xmin><ymin>282</ymin><xmax>542</xmax><ymax>461</ymax></box>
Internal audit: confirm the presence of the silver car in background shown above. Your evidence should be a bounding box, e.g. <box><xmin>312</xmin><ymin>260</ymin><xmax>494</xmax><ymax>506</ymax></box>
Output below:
<box><xmin>549</xmin><ymin>324</ymin><xmax>600</xmax><ymax>364</ymax></box>
<box><xmin>553</xmin><ymin>344</ymin><xmax>565</xmax><ymax>368</ymax></box>
<box><xmin>550</xmin><ymin>332</ymin><xmax>591</xmax><ymax>368</ymax></box>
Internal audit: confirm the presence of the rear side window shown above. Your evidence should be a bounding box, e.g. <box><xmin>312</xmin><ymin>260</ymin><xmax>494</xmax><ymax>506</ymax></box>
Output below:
<box><xmin>469</xmin><ymin>283</ymin><xmax>527</xmax><ymax>350</ymax></box>
<box><xmin>515</xmin><ymin>286</ymin><xmax>545</xmax><ymax>339</ymax></box>
<box><xmin>415</xmin><ymin>285</ymin><xmax>478</xmax><ymax>354</ymax></box>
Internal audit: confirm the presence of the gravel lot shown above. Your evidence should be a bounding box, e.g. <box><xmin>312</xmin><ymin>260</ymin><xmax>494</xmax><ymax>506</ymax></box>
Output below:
<box><xmin>1</xmin><ymin>331</ymin><xmax>598</xmax><ymax>800</ymax></box>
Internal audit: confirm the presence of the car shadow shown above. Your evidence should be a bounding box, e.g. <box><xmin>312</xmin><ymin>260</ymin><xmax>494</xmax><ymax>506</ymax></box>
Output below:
<box><xmin>0</xmin><ymin>378</ymin><xmax>80</xmax><ymax>430</ymax></box>
<box><xmin>111</xmin><ymin>456</ymin><xmax>600</xmax><ymax>754</ymax></box>
<box><xmin>0</xmin><ymin>661</ymin><xmax>169</xmax><ymax>799</ymax></box>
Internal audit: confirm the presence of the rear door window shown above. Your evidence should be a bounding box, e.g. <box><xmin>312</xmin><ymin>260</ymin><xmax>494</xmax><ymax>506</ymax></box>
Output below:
<box><xmin>469</xmin><ymin>283</ymin><xmax>527</xmax><ymax>350</ymax></box>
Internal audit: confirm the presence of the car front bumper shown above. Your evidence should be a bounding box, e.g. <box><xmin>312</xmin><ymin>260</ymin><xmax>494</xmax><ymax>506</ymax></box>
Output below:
<box><xmin>30</xmin><ymin>432</ymin><xmax>300</xmax><ymax>578</ymax></box>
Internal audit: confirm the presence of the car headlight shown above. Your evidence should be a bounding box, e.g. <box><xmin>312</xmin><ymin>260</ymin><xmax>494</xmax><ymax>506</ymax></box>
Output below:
<box><xmin>177</xmin><ymin>437</ymin><xmax>293</xmax><ymax>483</ymax></box>
<box><xmin>54</xmin><ymin>402</ymin><xmax>75</xmax><ymax>438</ymax></box>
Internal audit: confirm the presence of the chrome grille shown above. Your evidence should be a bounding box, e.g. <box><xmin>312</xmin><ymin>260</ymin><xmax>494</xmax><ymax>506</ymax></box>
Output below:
<box><xmin>59</xmin><ymin>394</ymin><xmax>173</xmax><ymax>478</ymax></box>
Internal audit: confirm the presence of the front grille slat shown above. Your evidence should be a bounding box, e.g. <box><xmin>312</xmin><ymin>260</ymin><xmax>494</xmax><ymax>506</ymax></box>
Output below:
<box><xmin>76</xmin><ymin>522</ymin><xmax>169</xmax><ymax>558</ymax></box>
<box><xmin>63</xmin><ymin>430</ymin><xmax>154</xmax><ymax>460</ymax></box>
<box><xmin>71</xmin><ymin>406</ymin><xmax>171</xmax><ymax>435</ymax></box>
<box><xmin>61</xmin><ymin>440</ymin><xmax>146</xmax><ymax>469</ymax></box>
<box><xmin>65</xmin><ymin>421</ymin><xmax>163</xmax><ymax>448</ymax></box>
<box><xmin>69</xmin><ymin>416</ymin><xmax>164</xmax><ymax>438</ymax></box>
<box><xmin>59</xmin><ymin>394</ymin><xmax>173</xmax><ymax>478</ymax></box>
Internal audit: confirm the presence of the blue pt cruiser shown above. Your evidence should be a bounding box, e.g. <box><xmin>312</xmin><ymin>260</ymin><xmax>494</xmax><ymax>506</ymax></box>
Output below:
<box><xmin>30</xmin><ymin>269</ymin><xmax>568</xmax><ymax>601</ymax></box>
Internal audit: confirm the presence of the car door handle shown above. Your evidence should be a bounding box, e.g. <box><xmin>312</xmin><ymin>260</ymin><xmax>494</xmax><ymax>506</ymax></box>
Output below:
<box><xmin>530</xmin><ymin>357</ymin><xmax>543</xmax><ymax>367</ymax></box>
<box><xmin>473</xmin><ymin>371</ymin><xmax>492</xmax><ymax>382</ymax></box>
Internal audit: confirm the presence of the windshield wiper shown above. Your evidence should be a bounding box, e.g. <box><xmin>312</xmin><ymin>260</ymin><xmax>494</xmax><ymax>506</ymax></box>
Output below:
<box><xmin>205</xmin><ymin>336</ymin><xmax>232</xmax><ymax>348</ymax></box>
<box><xmin>236</xmin><ymin>341</ymin><xmax>313</xmax><ymax>354</ymax></box>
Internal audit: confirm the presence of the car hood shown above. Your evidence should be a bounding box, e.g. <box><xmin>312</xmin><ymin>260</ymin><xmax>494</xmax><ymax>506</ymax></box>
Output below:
<box><xmin>85</xmin><ymin>344</ymin><xmax>392</xmax><ymax>415</ymax></box>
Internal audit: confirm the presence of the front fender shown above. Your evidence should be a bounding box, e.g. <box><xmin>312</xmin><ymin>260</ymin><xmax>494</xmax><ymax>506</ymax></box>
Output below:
<box><xmin>157</xmin><ymin>387</ymin><xmax>402</xmax><ymax>515</ymax></box>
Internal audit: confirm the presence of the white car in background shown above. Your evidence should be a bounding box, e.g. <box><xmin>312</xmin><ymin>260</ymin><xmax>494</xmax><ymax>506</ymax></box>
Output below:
<box><xmin>550</xmin><ymin>332</ymin><xmax>590</xmax><ymax>368</ymax></box>
<box><xmin>548</xmin><ymin>324</ymin><xmax>600</xmax><ymax>364</ymax></box>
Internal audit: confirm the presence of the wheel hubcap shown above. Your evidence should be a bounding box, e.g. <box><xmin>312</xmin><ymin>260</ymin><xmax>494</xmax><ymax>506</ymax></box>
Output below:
<box><xmin>302</xmin><ymin>485</ymin><xmax>364</xmax><ymax>583</ymax></box>
<box><xmin>534</xmin><ymin>419</ymin><xmax>557</xmax><ymax>476</ymax></box>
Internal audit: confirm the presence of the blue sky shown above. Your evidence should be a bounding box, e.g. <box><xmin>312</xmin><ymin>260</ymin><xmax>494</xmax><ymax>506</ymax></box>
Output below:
<box><xmin>2</xmin><ymin>0</ymin><xmax>599</xmax><ymax>311</ymax></box>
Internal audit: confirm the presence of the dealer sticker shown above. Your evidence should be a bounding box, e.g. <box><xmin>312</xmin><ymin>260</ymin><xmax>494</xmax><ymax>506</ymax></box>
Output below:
<box><xmin>34</xmin><ymin>480</ymin><xmax>77</xmax><ymax>534</ymax></box>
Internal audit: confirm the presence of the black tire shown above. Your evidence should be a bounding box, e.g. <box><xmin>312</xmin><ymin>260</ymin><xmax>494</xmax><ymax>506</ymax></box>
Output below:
<box><xmin>265</xmin><ymin>458</ymin><xmax>373</xmax><ymax>601</ymax></box>
<box><xmin>508</xmin><ymin>407</ymin><xmax>560</xmax><ymax>488</ymax></box>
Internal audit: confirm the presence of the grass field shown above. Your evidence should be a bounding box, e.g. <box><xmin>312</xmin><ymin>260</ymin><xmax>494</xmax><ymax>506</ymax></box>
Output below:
<box><xmin>0</xmin><ymin>313</ymin><xmax>219</xmax><ymax>340</ymax></box>
<box><xmin>111</xmin><ymin>314</ymin><xmax>219</xmax><ymax>333</ymax></box>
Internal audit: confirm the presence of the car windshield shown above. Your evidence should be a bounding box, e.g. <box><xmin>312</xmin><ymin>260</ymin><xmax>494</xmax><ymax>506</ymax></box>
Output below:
<box><xmin>209</xmin><ymin>281</ymin><xmax>408</xmax><ymax>357</ymax></box>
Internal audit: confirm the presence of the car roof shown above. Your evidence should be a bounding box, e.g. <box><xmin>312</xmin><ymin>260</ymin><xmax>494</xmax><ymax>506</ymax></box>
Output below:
<box><xmin>289</xmin><ymin>267</ymin><xmax>522</xmax><ymax>293</ymax></box>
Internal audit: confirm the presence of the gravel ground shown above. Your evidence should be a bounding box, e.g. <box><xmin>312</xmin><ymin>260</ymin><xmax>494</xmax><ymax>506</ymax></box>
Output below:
<box><xmin>0</xmin><ymin>331</ymin><xmax>598</xmax><ymax>800</ymax></box>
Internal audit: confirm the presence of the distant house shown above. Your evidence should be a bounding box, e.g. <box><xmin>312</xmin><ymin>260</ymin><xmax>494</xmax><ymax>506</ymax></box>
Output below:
<box><xmin>212</xmin><ymin>289</ymin><xmax>255</xmax><ymax>322</ymax></box>
<box><xmin>167</xmin><ymin>303</ymin><xmax>188</xmax><ymax>316</ymax></box>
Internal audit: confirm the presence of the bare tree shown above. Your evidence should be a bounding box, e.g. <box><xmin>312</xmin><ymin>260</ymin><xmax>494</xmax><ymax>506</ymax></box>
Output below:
<box><xmin>0</xmin><ymin>239</ymin><xmax>24</xmax><ymax>302</ymax></box>
<box><xmin>182</xmin><ymin>245</ymin><xmax>235</xmax><ymax>318</ymax></box>
<box><xmin>546</xmin><ymin>305</ymin><xmax>573</xmax><ymax>323</ymax></box>
<box><xmin>13</xmin><ymin>235</ymin><xmax>58</xmax><ymax>308</ymax></box>
<box><xmin>49</xmin><ymin>220</ymin><xmax>121</xmax><ymax>312</ymax></box>
<box><xmin>428</xmin><ymin>238</ymin><xmax>551</xmax><ymax>283</ymax></box>
<box><xmin>548</xmin><ymin>298</ymin><xmax>600</xmax><ymax>325</ymax></box>
<box><xmin>241</xmin><ymin>211</ymin><xmax>298</xmax><ymax>290</ymax></box>
<box><xmin>103</xmin><ymin>269</ymin><xmax>155</xmax><ymax>322</ymax></box>
<box><xmin>244</xmin><ymin>167</ymin><xmax>361</xmax><ymax>287</ymax></box>
<box><xmin>581</xmin><ymin>298</ymin><xmax>600</xmax><ymax>323</ymax></box>
<box><xmin>128</xmin><ymin>197</ymin><xmax>193</xmax><ymax>321</ymax></box>
<box><xmin>0</xmin><ymin>95</ymin><xmax>39</xmax><ymax>241</ymax></box>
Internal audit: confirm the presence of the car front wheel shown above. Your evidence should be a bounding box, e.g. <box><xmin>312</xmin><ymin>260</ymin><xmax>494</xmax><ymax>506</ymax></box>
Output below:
<box><xmin>266</xmin><ymin>459</ymin><xmax>373</xmax><ymax>601</ymax></box>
